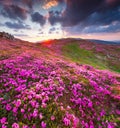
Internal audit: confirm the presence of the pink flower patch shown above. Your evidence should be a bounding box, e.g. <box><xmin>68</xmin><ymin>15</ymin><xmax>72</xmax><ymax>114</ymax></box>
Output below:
<box><xmin>15</xmin><ymin>99</ymin><xmax>21</xmax><ymax>107</ymax></box>
<box><xmin>41</xmin><ymin>121</ymin><xmax>46</xmax><ymax>128</ymax></box>
<box><xmin>0</xmin><ymin>117</ymin><xmax>7</xmax><ymax>124</ymax></box>
<box><xmin>51</xmin><ymin>115</ymin><xmax>55</xmax><ymax>121</ymax></box>
<box><xmin>63</xmin><ymin>117</ymin><xmax>71</xmax><ymax>126</ymax></box>
<box><xmin>6</xmin><ymin>104</ymin><xmax>12</xmax><ymax>111</ymax></box>
<box><xmin>12</xmin><ymin>123</ymin><xmax>19</xmax><ymax>128</ymax></box>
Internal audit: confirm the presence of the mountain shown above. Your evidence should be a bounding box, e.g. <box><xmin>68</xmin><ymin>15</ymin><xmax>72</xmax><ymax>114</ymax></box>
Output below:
<box><xmin>0</xmin><ymin>31</ymin><xmax>15</xmax><ymax>40</ymax></box>
<box><xmin>0</xmin><ymin>33</ymin><xmax>120</xmax><ymax>128</ymax></box>
<box><xmin>87</xmin><ymin>39</ymin><xmax>120</xmax><ymax>45</ymax></box>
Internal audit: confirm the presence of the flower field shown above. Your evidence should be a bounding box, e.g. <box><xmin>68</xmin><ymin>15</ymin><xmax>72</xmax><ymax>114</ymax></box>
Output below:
<box><xmin>0</xmin><ymin>39</ymin><xmax>120</xmax><ymax>128</ymax></box>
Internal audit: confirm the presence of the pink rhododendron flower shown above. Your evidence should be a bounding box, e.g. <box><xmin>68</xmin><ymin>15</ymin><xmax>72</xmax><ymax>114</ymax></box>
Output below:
<box><xmin>0</xmin><ymin>117</ymin><xmax>7</xmax><ymax>124</ymax></box>
<box><xmin>107</xmin><ymin>123</ymin><xmax>114</xmax><ymax>128</ymax></box>
<box><xmin>90</xmin><ymin>125</ymin><xmax>95</xmax><ymax>128</ymax></box>
<box><xmin>88</xmin><ymin>101</ymin><xmax>93</xmax><ymax>108</ymax></box>
<box><xmin>6</xmin><ymin>104</ymin><xmax>12</xmax><ymax>111</ymax></box>
<box><xmin>39</xmin><ymin>113</ymin><xmax>43</xmax><ymax>119</ymax></box>
<box><xmin>32</xmin><ymin>124</ymin><xmax>36</xmax><ymax>128</ymax></box>
<box><xmin>12</xmin><ymin>123</ymin><xmax>19</xmax><ymax>128</ymax></box>
<box><xmin>12</xmin><ymin>107</ymin><xmax>18</xmax><ymax>113</ymax></box>
<box><xmin>67</xmin><ymin>105</ymin><xmax>71</xmax><ymax>110</ymax></box>
<box><xmin>30</xmin><ymin>100</ymin><xmax>36</xmax><ymax>107</ymax></box>
<box><xmin>22</xmin><ymin>125</ymin><xmax>28</xmax><ymax>128</ymax></box>
<box><xmin>21</xmin><ymin>108</ymin><xmax>25</xmax><ymax>113</ymax></box>
<box><xmin>72</xmin><ymin>116</ymin><xmax>79</xmax><ymax>127</ymax></box>
<box><xmin>63</xmin><ymin>117</ymin><xmax>71</xmax><ymax>126</ymax></box>
<box><xmin>2</xmin><ymin>125</ymin><xmax>7</xmax><ymax>128</ymax></box>
<box><xmin>51</xmin><ymin>115</ymin><xmax>55</xmax><ymax>121</ymax></box>
<box><xmin>15</xmin><ymin>99</ymin><xmax>21</xmax><ymax>107</ymax></box>
<box><xmin>41</xmin><ymin>102</ymin><xmax>47</xmax><ymax>108</ymax></box>
<box><xmin>33</xmin><ymin>109</ymin><xmax>38</xmax><ymax>117</ymax></box>
<box><xmin>116</xmin><ymin>110</ymin><xmax>120</xmax><ymax>115</ymax></box>
<box><xmin>41</xmin><ymin>121</ymin><xmax>46</xmax><ymax>128</ymax></box>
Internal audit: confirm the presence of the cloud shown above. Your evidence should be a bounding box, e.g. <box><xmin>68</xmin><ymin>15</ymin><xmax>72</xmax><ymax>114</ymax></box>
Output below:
<box><xmin>0</xmin><ymin>23</ymin><xmax>4</xmax><ymax>26</ymax></box>
<box><xmin>83</xmin><ymin>6</ymin><xmax>120</xmax><ymax>26</ymax></box>
<box><xmin>22</xmin><ymin>0</ymin><xmax>33</xmax><ymax>9</ymax></box>
<box><xmin>5</xmin><ymin>21</ymin><xmax>31</xmax><ymax>29</ymax></box>
<box><xmin>38</xmin><ymin>31</ymin><xmax>44</xmax><ymax>35</ymax></box>
<box><xmin>43</xmin><ymin>0</ymin><xmax>58</xmax><ymax>9</ymax></box>
<box><xmin>65</xmin><ymin>20</ymin><xmax>120</xmax><ymax>35</ymax></box>
<box><xmin>0</xmin><ymin>0</ymin><xmax>33</xmax><ymax>9</ymax></box>
<box><xmin>82</xmin><ymin>21</ymin><xmax>120</xmax><ymax>33</ymax></box>
<box><xmin>49</xmin><ymin>27</ymin><xmax>56</xmax><ymax>34</ymax></box>
<box><xmin>42</xmin><ymin>0</ymin><xmax>64</xmax><ymax>9</ymax></box>
<box><xmin>105</xmin><ymin>0</ymin><xmax>120</xmax><ymax>6</ymax></box>
<box><xmin>48</xmin><ymin>11</ymin><xmax>62</xmax><ymax>25</ymax></box>
<box><xmin>1</xmin><ymin>5</ymin><xmax>28</xmax><ymax>20</ymax></box>
<box><xmin>0</xmin><ymin>0</ymin><xmax>120</xmax><ymax>37</ymax></box>
<box><xmin>48</xmin><ymin>0</ymin><xmax>120</xmax><ymax>27</ymax></box>
<box><xmin>61</xmin><ymin>0</ymin><xmax>104</xmax><ymax>26</ymax></box>
<box><xmin>31</xmin><ymin>12</ymin><xmax>46</xmax><ymax>26</ymax></box>
<box><xmin>47</xmin><ymin>0</ymin><xmax>120</xmax><ymax>35</ymax></box>
<box><xmin>14</xmin><ymin>33</ymin><xmax>29</xmax><ymax>37</ymax></box>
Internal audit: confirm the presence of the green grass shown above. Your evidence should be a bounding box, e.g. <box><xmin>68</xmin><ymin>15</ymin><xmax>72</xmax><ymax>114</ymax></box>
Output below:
<box><xmin>62</xmin><ymin>43</ymin><xmax>112</xmax><ymax>70</ymax></box>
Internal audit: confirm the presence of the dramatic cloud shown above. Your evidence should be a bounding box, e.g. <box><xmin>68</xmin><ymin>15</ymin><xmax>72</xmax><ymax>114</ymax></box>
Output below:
<box><xmin>21</xmin><ymin>0</ymin><xmax>33</xmax><ymax>9</ymax></box>
<box><xmin>82</xmin><ymin>21</ymin><xmax>120</xmax><ymax>33</ymax></box>
<box><xmin>0</xmin><ymin>0</ymin><xmax>33</xmax><ymax>9</ymax></box>
<box><xmin>61</xmin><ymin>0</ymin><xmax>104</xmax><ymax>26</ymax></box>
<box><xmin>105</xmin><ymin>0</ymin><xmax>120</xmax><ymax>6</ymax></box>
<box><xmin>38</xmin><ymin>31</ymin><xmax>44</xmax><ymax>35</ymax></box>
<box><xmin>49</xmin><ymin>27</ymin><xmax>56</xmax><ymax>34</ymax></box>
<box><xmin>65</xmin><ymin>20</ymin><xmax>120</xmax><ymax>36</ymax></box>
<box><xmin>83</xmin><ymin>7</ymin><xmax>120</xmax><ymax>26</ymax></box>
<box><xmin>14</xmin><ymin>33</ymin><xmax>29</xmax><ymax>37</ymax></box>
<box><xmin>43</xmin><ymin>0</ymin><xmax>58</xmax><ymax>9</ymax></box>
<box><xmin>31</xmin><ymin>12</ymin><xmax>46</xmax><ymax>26</ymax></box>
<box><xmin>1</xmin><ymin>5</ymin><xmax>28</xmax><ymax>20</ymax></box>
<box><xmin>0</xmin><ymin>0</ymin><xmax>120</xmax><ymax>41</ymax></box>
<box><xmin>48</xmin><ymin>0</ymin><xmax>120</xmax><ymax>27</ymax></box>
<box><xmin>48</xmin><ymin>11</ymin><xmax>62</xmax><ymax>25</ymax></box>
<box><xmin>5</xmin><ymin>21</ymin><xmax>31</xmax><ymax>29</ymax></box>
<box><xmin>48</xmin><ymin>0</ymin><xmax>104</xmax><ymax>26</ymax></box>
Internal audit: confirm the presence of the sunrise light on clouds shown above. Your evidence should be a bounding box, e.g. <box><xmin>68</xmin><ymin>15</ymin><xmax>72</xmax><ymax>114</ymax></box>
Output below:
<box><xmin>0</xmin><ymin>1</ymin><xmax>120</xmax><ymax>128</ymax></box>
<box><xmin>0</xmin><ymin>0</ymin><xmax>120</xmax><ymax>42</ymax></box>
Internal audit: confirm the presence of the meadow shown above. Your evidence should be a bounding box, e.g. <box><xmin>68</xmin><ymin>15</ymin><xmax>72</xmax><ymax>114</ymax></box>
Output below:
<box><xmin>0</xmin><ymin>38</ymin><xmax>120</xmax><ymax>128</ymax></box>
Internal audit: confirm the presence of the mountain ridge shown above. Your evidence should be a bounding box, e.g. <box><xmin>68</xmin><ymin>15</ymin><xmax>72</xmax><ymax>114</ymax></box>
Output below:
<box><xmin>0</xmin><ymin>32</ymin><xmax>120</xmax><ymax>128</ymax></box>
<box><xmin>0</xmin><ymin>32</ymin><xmax>120</xmax><ymax>72</ymax></box>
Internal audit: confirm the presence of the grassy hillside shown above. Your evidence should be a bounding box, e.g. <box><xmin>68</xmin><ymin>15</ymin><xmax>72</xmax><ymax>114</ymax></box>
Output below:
<box><xmin>62</xmin><ymin>42</ymin><xmax>120</xmax><ymax>72</ymax></box>
<box><xmin>0</xmin><ymin>37</ymin><xmax>120</xmax><ymax>128</ymax></box>
<box><xmin>62</xmin><ymin>43</ymin><xmax>108</xmax><ymax>69</ymax></box>
<box><xmin>38</xmin><ymin>39</ymin><xmax>120</xmax><ymax>72</ymax></box>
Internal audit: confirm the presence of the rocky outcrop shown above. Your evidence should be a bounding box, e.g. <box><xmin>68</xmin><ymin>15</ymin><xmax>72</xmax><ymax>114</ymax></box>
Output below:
<box><xmin>0</xmin><ymin>32</ymin><xmax>14</xmax><ymax>40</ymax></box>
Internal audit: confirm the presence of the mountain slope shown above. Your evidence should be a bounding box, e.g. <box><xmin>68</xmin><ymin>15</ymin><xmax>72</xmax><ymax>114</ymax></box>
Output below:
<box><xmin>87</xmin><ymin>39</ymin><xmax>120</xmax><ymax>45</ymax></box>
<box><xmin>38</xmin><ymin>38</ymin><xmax>120</xmax><ymax>72</ymax></box>
<box><xmin>0</xmin><ymin>36</ymin><xmax>120</xmax><ymax>128</ymax></box>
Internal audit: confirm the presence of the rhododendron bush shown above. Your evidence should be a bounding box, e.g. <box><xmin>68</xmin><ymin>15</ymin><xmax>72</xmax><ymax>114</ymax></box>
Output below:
<box><xmin>0</xmin><ymin>54</ymin><xmax>120</xmax><ymax>128</ymax></box>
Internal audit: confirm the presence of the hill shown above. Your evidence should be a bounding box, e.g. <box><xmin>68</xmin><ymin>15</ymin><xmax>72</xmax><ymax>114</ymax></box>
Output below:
<box><xmin>87</xmin><ymin>39</ymin><xmax>120</xmax><ymax>45</ymax></box>
<box><xmin>0</xmin><ymin>34</ymin><xmax>120</xmax><ymax>128</ymax></box>
<box><xmin>38</xmin><ymin>38</ymin><xmax>120</xmax><ymax>72</ymax></box>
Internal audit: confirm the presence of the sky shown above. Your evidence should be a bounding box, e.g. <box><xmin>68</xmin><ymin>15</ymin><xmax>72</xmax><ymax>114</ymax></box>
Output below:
<box><xmin>0</xmin><ymin>0</ymin><xmax>120</xmax><ymax>42</ymax></box>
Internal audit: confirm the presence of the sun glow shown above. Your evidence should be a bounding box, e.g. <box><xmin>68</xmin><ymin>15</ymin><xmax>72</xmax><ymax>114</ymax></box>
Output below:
<box><xmin>42</xmin><ymin>40</ymin><xmax>53</xmax><ymax>47</ymax></box>
<box><xmin>43</xmin><ymin>0</ymin><xmax>58</xmax><ymax>9</ymax></box>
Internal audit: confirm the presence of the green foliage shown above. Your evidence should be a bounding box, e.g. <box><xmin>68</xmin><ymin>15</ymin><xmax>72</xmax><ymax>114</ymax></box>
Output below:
<box><xmin>62</xmin><ymin>43</ymin><xmax>120</xmax><ymax>72</ymax></box>
<box><xmin>62</xmin><ymin>43</ymin><xmax>107</xmax><ymax>69</ymax></box>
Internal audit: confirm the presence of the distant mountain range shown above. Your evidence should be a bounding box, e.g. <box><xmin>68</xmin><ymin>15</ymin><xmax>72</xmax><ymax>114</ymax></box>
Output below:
<box><xmin>87</xmin><ymin>39</ymin><xmax>120</xmax><ymax>45</ymax></box>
